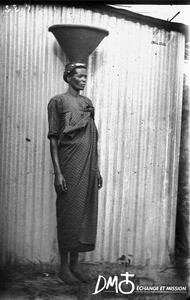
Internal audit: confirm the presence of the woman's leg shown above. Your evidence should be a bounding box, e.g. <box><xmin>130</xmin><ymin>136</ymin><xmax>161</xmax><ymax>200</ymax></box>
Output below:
<box><xmin>70</xmin><ymin>252</ymin><xmax>91</xmax><ymax>283</ymax></box>
<box><xmin>59</xmin><ymin>251</ymin><xmax>79</xmax><ymax>284</ymax></box>
<box><xmin>70</xmin><ymin>252</ymin><xmax>79</xmax><ymax>271</ymax></box>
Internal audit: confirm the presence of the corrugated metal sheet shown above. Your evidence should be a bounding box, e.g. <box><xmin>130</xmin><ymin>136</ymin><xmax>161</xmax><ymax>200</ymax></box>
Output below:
<box><xmin>0</xmin><ymin>4</ymin><xmax>185</xmax><ymax>266</ymax></box>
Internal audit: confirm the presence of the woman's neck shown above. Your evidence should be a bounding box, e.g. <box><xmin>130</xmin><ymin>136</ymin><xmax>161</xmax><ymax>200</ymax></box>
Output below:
<box><xmin>68</xmin><ymin>86</ymin><xmax>80</xmax><ymax>98</ymax></box>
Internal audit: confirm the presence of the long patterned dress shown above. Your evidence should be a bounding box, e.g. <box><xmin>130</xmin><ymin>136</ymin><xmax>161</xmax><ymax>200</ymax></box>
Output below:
<box><xmin>47</xmin><ymin>92</ymin><xmax>99</xmax><ymax>252</ymax></box>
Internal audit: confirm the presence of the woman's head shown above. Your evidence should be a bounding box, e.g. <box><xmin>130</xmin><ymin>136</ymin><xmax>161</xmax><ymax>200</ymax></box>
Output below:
<box><xmin>63</xmin><ymin>62</ymin><xmax>87</xmax><ymax>83</ymax></box>
<box><xmin>63</xmin><ymin>62</ymin><xmax>87</xmax><ymax>91</ymax></box>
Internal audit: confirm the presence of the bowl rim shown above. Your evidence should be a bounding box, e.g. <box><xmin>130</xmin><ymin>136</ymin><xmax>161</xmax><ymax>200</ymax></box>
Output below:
<box><xmin>48</xmin><ymin>24</ymin><xmax>109</xmax><ymax>36</ymax></box>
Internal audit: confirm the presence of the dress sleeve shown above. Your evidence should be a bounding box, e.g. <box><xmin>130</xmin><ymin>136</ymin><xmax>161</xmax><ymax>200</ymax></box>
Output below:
<box><xmin>84</xmin><ymin>96</ymin><xmax>93</xmax><ymax>107</ymax></box>
<box><xmin>47</xmin><ymin>98</ymin><xmax>61</xmax><ymax>140</ymax></box>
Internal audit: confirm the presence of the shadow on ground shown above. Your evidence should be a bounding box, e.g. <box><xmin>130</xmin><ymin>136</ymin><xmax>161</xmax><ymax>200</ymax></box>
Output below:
<box><xmin>0</xmin><ymin>261</ymin><xmax>189</xmax><ymax>300</ymax></box>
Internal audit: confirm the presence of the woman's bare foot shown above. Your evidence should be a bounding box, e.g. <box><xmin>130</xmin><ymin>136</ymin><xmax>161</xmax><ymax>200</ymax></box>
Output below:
<box><xmin>70</xmin><ymin>265</ymin><xmax>92</xmax><ymax>283</ymax></box>
<box><xmin>69</xmin><ymin>252</ymin><xmax>92</xmax><ymax>283</ymax></box>
<box><xmin>58</xmin><ymin>266</ymin><xmax>80</xmax><ymax>285</ymax></box>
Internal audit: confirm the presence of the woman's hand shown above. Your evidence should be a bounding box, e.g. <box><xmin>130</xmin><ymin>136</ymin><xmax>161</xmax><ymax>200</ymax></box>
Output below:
<box><xmin>50</xmin><ymin>138</ymin><xmax>67</xmax><ymax>194</ymax></box>
<box><xmin>97</xmin><ymin>170</ymin><xmax>103</xmax><ymax>189</ymax></box>
<box><xmin>54</xmin><ymin>173</ymin><xmax>67</xmax><ymax>194</ymax></box>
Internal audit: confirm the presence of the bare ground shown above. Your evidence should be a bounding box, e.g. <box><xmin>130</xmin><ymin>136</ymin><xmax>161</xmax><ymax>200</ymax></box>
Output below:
<box><xmin>0</xmin><ymin>260</ymin><xmax>189</xmax><ymax>300</ymax></box>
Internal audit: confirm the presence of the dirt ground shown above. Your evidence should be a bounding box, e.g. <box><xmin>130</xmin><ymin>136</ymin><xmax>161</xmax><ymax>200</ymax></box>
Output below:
<box><xmin>0</xmin><ymin>261</ymin><xmax>189</xmax><ymax>300</ymax></box>
<box><xmin>0</xmin><ymin>262</ymin><xmax>189</xmax><ymax>300</ymax></box>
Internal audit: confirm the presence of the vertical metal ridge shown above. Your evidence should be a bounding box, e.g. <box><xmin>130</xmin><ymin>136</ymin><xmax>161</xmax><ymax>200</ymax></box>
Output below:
<box><xmin>0</xmin><ymin>8</ymin><xmax>9</xmax><ymax>262</ymax></box>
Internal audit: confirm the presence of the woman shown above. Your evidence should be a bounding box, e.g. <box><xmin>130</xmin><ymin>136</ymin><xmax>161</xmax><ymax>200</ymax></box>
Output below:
<box><xmin>47</xmin><ymin>62</ymin><xmax>103</xmax><ymax>284</ymax></box>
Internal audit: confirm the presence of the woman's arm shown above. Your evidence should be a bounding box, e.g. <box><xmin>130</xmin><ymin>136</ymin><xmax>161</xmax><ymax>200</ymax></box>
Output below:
<box><xmin>97</xmin><ymin>151</ymin><xmax>103</xmax><ymax>189</ymax></box>
<box><xmin>97</xmin><ymin>169</ymin><xmax>103</xmax><ymax>189</ymax></box>
<box><xmin>50</xmin><ymin>137</ymin><xmax>67</xmax><ymax>194</ymax></box>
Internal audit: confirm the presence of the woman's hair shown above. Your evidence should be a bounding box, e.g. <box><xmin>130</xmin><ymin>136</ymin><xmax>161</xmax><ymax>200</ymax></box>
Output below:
<box><xmin>63</xmin><ymin>62</ymin><xmax>87</xmax><ymax>83</ymax></box>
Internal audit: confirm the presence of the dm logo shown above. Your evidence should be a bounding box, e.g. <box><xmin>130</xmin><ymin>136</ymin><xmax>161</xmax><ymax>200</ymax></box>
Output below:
<box><xmin>93</xmin><ymin>272</ymin><xmax>135</xmax><ymax>295</ymax></box>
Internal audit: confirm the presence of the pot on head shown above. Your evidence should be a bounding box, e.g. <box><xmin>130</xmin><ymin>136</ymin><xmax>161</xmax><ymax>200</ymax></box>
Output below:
<box><xmin>48</xmin><ymin>24</ymin><xmax>109</xmax><ymax>63</ymax></box>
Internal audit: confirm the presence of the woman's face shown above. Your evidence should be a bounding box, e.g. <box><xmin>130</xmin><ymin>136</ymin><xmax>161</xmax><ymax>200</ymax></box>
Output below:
<box><xmin>68</xmin><ymin>68</ymin><xmax>87</xmax><ymax>91</ymax></box>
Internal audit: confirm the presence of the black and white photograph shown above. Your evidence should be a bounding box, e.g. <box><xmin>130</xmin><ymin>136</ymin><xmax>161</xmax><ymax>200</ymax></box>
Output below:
<box><xmin>0</xmin><ymin>1</ymin><xmax>189</xmax><ymax>299</ymax></box>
